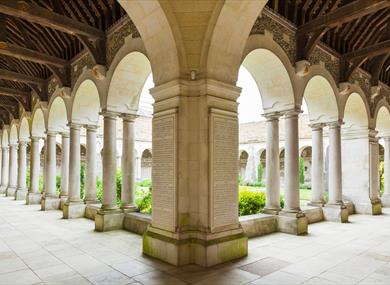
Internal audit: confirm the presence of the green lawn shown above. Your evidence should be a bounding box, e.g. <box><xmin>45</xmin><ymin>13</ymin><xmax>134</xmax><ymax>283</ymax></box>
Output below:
<box><xmin>239</xmin><ymin>185</ymin><xmax>312</xmax><ymax>201</ymax></box>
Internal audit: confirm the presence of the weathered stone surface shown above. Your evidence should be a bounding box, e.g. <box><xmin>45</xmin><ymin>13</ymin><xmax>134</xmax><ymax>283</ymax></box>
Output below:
<box><xmin>6</xmin><ymin>187</ymin><xmax>16</xmax><ymax>197</ymax></box>
<box><xmin>26</xmin><ymin>192</ymin><xmax>41</xmax><ymax>205</ymax></box>
<box><xmin>323</xmin><ymin>204</ymin><xmax>349</xmax><ymax>223</ymax></box>
<box><xmin>123</xmin><ymin>212</ymin><xmax>151</xmax><ymax>235</ymax></box>
<box><xmin>14</xmin><ymin>189</ymin><xmax>27</xmax><ymax>201</ymax></box>
<box><xmin>277</xmin><ymin>212</ymin><xmax>308</xmax><ymax>235</ymax></box>
<box><xmin>63</xmin><ymin>202</ymin><xmax>86</xmax><ymax>219</ymax></box>
<box><xmin>95</xmin><ymin>210</ymin><xmax>124</xmax><ymax>232</ymax></box>
<box><xmin>239</xmin><ymin>214</ymin><xmax>278</xmax><ymax>238</ymax></box>
<box><xmin>41</xmin><ymin>197</ymin><xmax>61</xmax><ymax>211</ymax></box>
<box><xmin>303</xmin><ymin>206</ymin><xmax>324</xmax><ymax>224</ymax></box>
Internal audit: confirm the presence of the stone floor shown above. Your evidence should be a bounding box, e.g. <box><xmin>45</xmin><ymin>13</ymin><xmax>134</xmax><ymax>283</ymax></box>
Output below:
<box><xmin>1</xmin><ymin>197</ymin><xmax>390</xmax><ymax>285</ymax></box>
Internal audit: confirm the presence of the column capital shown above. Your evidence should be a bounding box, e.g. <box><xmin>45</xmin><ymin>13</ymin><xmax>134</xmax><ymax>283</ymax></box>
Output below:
<box><xmin>262</xmin><ymin>112</ymin><xmax>281</xmax><ymax>121</ymax></box>
<box><xmin>99</xmin><ymin>111</ymin><xmax>120</xmax><ymax>119</ymax></box>
<box><xmin>66</xmin><ymin>122</ymin><xmax>82</xmax><ymax>129</ymax></box>
<box><xmin>282</xmin><ymin>108</ymin><xmax>302</xmax><ymax>118</ymax></box>
<box><xmin>60</xmin><ymin>132</ymin><xmax>70</xmax><ymax>138</ymax></box>
<box><xmin>2</xmin><ymin>146</ymin><xmax>9</xmax><ymax>151</ymax></box>
<box><xmin>85</xmin><ymin>125</ymin><xmax>99</xmax><ymax>131</ymax></box>
<box><xmin>18</xmin><ymin>140</ymin><xmax>28</xmax><ymax>146</ymax></box>
<box><xmin>121</xmin><ymin>114</ymin><xmax>138</xmax><ymax>122</ymax></box>
<box><xmin>31</xmin><ymin>136</ymin><xmax>41</xmax><ymax>142</ymax></box>
<box><xmin>327</xmin><ymin>120</ymin><xmax>343</xmax><ymax>128</ymax></box>
<box><xmin>309</xmin><ymin>123</ymin><xmax>325</xmax><ymax>130</ymax></box>
<box><xmin>45</xmin><ymin>130</ymin><xmax>57</xmax><ymax>137</ymax></box>
<box><xmin>9</xmin><ymin>143</ymin><xmax>18</xmax><ymax>148</ymax></box>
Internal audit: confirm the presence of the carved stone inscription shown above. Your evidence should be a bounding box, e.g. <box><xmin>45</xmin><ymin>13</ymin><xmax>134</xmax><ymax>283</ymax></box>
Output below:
<box><xmin>152</xmin><ymin>113</ymin><xmax>177</xmax><ymax>232</ymax></box>
<box><xmin>210</xmin><ymin>113</ymin><xmax>239</xmax><ymax>231</ymax></box>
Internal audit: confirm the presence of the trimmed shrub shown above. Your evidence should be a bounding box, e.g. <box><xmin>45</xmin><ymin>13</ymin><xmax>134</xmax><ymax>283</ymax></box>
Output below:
<box><xmin>299</xmin><ymin>157</ymin><xmax>305</xmax><ymax>185</ymax></box>
<box><xmin>238</xmin><ymin>190</ymin><xmax>266</xmax><ymax>216</ymax></box>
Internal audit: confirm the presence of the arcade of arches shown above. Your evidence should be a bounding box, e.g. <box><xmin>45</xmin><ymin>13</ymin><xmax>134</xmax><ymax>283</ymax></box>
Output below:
<box><xmin>0</xmin><ymin>1</ymin><xmax>390</xmax><ymax>280</ymax></box>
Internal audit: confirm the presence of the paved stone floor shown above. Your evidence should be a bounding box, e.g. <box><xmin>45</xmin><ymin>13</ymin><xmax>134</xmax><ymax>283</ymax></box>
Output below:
<box><xmin>1</xmin><ymin>196</ymin><xmax>390</xmax><ymax>285</ymax></box>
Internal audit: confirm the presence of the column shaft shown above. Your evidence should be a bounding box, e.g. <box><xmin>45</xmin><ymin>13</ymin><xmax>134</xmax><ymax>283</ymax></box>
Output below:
<box><xmin>1</xmin><ymin>147</ymin><xmax>9</xmax><ymax>188</ymax></box>
<box><xmin>264</xmin><ymin>115</ymin><xmax>280</xmax><ymax>212</ymax></box>
<box><xmin>45</xmin><ymin>133</ymin><xmax>57</xmax><ymax>197</ymax></box>
<box><xmin>121</xmin><ymin>116</ymin><xmax>137</xmax><ymax>210</ymax></box>
<box><xmin>8</xmin><ymin>144</ymin><xmax>18</xmax><ymax>188</ymax></box>
<box><xmin>328</xmin><ymin>123</ymin><xmax>343</xmax><ymax>204</ymax></box>
<box><xmin>369</xmin><ymin>132</ymin><xmax>380</xmax><ymax>201</ymax></box>
<box><xmin>67</xmin><ymin>125</ymin><xmax>81</xmax><ymax>202</ymax></box>
<box><xmin>30</xmin><ymin>137</ymin><xmax>40</xmax><ymax>193</ymax></box>
<box><xmin>283</xmin><ymin>112</ymin><xmax>300</xmax><ymax>212</ymax></box>
<box><xmin>311</xmin><ymin>126</ymin><xmax>324</xmax><ymax>204</ymax></box>
<box><xmin>60</xmin><ymin>133</ymin><xmax>70</xmax><ymax>198</ymax></box>
<box><xmin>102</xmin><ymin>113</ymin><xmax>118</xmax><ymax>210</ymax></box>
<box><xmin>384</xmin><ymin>138</ymin><xmax>390</xmax><ymax>197</ymax></box>
<box><xmin>17</xmin><ymin>141</ymin><xmax>27</xmax><ymax>190</ymax></box>
<box><xmin>85</xmin><ymin>126</ymin><xmax>97</xmax><ymax>203</ymax></box>
<box><xmin>0</xmin><ymin>147</ymin><xmax>2</xmax><ymax>186</ymax></box>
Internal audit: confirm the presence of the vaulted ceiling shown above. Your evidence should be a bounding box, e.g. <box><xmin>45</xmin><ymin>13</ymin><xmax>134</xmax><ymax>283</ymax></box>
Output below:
<box><xmin>267</xmin><ymin>0</ymin><xmax>390</xmax><ymax>86</ymax></box>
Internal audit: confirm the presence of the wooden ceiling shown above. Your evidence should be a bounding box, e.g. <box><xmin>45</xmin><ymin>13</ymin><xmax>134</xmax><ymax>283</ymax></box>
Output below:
<box><xmin>266</xmin><ymin>0</ymin><xmax>390</xmax><ymax>86</ymax></box>
<box><xmin>0</xmin><ymin>0</ymin><xmax>126</xmax><ymax>124</ymax></box>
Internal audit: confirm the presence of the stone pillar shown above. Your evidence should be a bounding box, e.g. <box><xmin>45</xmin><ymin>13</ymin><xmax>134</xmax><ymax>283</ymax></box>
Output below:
<box><xmin>95</xmin><ymin>113</ymin><xmax>121</xmax><ymax>231</ymax></box>
<box><xmin>6</xmin><ymin>143</ymin><xmax>18</xmax><ymax>197</ymax></box>
<box><xmin>121</xmin><ymin>115</ymin><xmax>137</xmax><ymax>211</ymax></box>
<box><xmin>324</xmin><ymin>121</ymin><xmax>348</xmax><ymax>222</ymax></box>
<box><xmin>263</xmin><ymin>114</ymin><xmax>280</xmax><ymax>214</ymax></box>
<box><xmin>26</xmin><ymin>137</ymin><xmax>41</xmax><ymax>204</ymax></box>
<box><xmin>0</xmin><ymin>147</ymin><xmax>2</xmax><ymax>187</ymax></box>
<box><xmin>142</xmin><ymin>81</ymin><xmax>247</xmax><ymax>267</ymax></box>
<box><xmin>15</xmin><ymin>140</ymin><xmax>28</xmax><ymax>200</ymax></box>
<box><xmin>41</xmin><ymin>132</ymin><xmax>60</xmax><ymax>210</ymax></box>
<box><xmin>278</xmin><ymin>110</ymin><xmax>307</xmax><ymax>235</ymax></box>
<box><xmin>369</xmin><ymin>130</ymin><xmax>381</xmax><ymax>214</ymax></box>
<box><xmin>59</xmin><ymin>133</ymin><xmax>70</xmax><ymax>207</ymax></box>
<box><xmin>382</xmin><ymin>137</ymin><xmax>390</xmax><ymax>207</ymax></box>
<box><xmin>309</xmin><ymin>124</ymin><xmax>325</xmax><ymax>206</ymax></box>
<box><xmin>84</xmin><ymin>126</ymin><xmax>99</xmax><ymax>204</ymax></box>
<box><xmin>0</xmin><ymin>146</ymin><xmax>9</xmax><ymax>194</ymax></box>
<box><xmin>63</xmin><ymin>124</ymin><xmax>85</xmax><ymax>219</ymax></box>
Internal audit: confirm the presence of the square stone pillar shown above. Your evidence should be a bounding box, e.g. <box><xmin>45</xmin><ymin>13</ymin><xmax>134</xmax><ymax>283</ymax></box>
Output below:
<box><xmin>381</xmin><ymin>137</ymin><xmax>390</xmax><ymax>207</ymax></box>
<box><xmin>143</xmin><ymin>80</ymin><xmax>247</xmax><ymax>267</ymax></box>
<box><xmin>341</xmin><ymin>128</ymin><xmax>381</xmax><ymax>215</ymax></box>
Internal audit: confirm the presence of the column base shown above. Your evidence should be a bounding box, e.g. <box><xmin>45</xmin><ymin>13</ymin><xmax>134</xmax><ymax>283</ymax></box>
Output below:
<box><xmin>307</xmin><ymin>200</ymin><xmax>325</xmax><ymax>207</ymax></box>
<box><xmin>41</xmin><ymin>196</ymin><xmax>60</xmax><ymax>210</ymax></box>
<box><xmin>95</xmin><ymin>208</ymin><xmax>124</xmax><ymax>232</ymax></box>
<box><xmin>121</xmin><ymin>205</ymin><xmax>137</xmax><ymax>213</ymax></box>
<box><xmin>353</xmin><ymin>198</ymin><xmax>382</xmax><ymax>215</ymax></box>
<box><xmin>63</xmin><ymin>201</ymin><xmax>86</xmax><ymax>219</ymax></box>
<box><xmin>0</xmin><ymin>185</ymin><xmax>7</xmax><ymax>194</ymax></box>
<box><xmin>84</xmin><ymin>199</ymin><xmax>100</xmax><ymax>205</ymax></box>
<box><xmin>143</xmin><ymin>225</ymin><xmax>248</xmax><ymax>267</ymax></box>
<box><xmin>15</xmin><ymin>188</ymin><xmax>27</xmax><ymax>200</ymax></box>
<box><xmin>381</xmin><ymin>194</ymin><xmax>390</xmax><ymax>207</ymax></box>
<box><xmin>323</xmin><ymin>203</ymin><xmax>349</xmax><ymax>223</ymax></box>
<box><xmin>6</xmin><ymin>186</ymin><xmax>17</xmax><ymax>197</ymax></box>
<box><xmin>26</xmin><ymin>192</ymin><xmax>41</xmax><ymax>204</ymax></box>
<box><xmin>263</xmin><ymin>207</ymin><xmax>281</xmax><ymax>215</ymax></box>
<box><xmin>277</xmin><ymin>211</ymin><xmax>308</xmax><ymax>235</ymax></box>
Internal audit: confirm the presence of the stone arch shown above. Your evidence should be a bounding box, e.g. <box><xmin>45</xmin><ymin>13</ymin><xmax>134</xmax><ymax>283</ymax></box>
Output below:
<box><xmin>48</xmin><ymin>95</ymin><xmax>69</xmax><ymax>132</ymax></box>
<box><xmin>302</xmin><ymin>75</ymin><xmax>339</xmax><ymax>124</ymax></box>
<box><xmin>105</xmin><ymin>51</ymin><xmax>152</xmax><ymax>114</ymax></box>
<box><xmin>18</xmin><ymin>116</ymin><xmax>30</xmax><ymax>142</ymax></box>
<box><xmin>239</xmin><ymin>150</ymin><xmax>249</xmax><ymax>180</ymax></box>
<box><xmin>300</xmin><ymin>146</ymin><xmax>312</xmax><ymax>185</ymax></box>
<box><xmin>343</xmin><ymin>92</ymin><xmax>369</xmax><ymax>131</ymax></box>
<box><xmin>241</xmin><ymin>35</ymin><xmax>296</xmax><ymax>113</ymax></box>
<box><xmin>117</xmin><ymin>0</ymin><xmax>180</xmax><ymax>84</ymax></box>
<box><xmin>31</xmin><ymin>107</ymin><xmax>46</xmax><ymax>138</ymax></box>
<box><xmin>206</xmin><ymin>1</ymin><xmax>268</xmax><ymax>84</ymax></box>
<box><xmin>374</xmin><ymin>102</ymin><xmax>390</xmax><ymax>137</ymax></box>
<box><xmin>141</xmin><ymin>148</ymin><xmax>152</xmax><ymax>180</ymax></box>
<box><xmin>9</xmin><ymin>122</ymin><xmax>18</xmax><ymax>145</ymax></box>
<box><xmin>71</xmin><ymin>79</ymin><xmax>101</xmax><ymax>125</ymax></box>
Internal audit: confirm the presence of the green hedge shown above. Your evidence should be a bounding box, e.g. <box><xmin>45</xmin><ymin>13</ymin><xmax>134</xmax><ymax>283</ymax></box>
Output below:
<box><xmin>238</xmin><ymin>189</ymin><xmax>284</xmax><ymax>216</ymax></box>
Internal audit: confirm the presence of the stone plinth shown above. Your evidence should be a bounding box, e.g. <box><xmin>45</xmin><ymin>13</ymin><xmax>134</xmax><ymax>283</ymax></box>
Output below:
<box><xmin>63</xmin><ymin>201</ymin><xmax>86</xmax><ymax>219</ymax></box>
<box><xmin>143</xmin><ymin>226</ymin><xmax>248</xmax><ymax>267</ymax></box>
<box><xmin>41</xmin><ymin>196</ymin><xmax>60</xmax><ymax>210</ymax></box>
<box><xmin>26</xmin><ymin>192</ymin><xmax>41</xmax><ymax>204</ymax></box>
<box><xmin>303</xmin><ymin>206</ymin><xmax>324</xmax><ymax>224</ymax></box>
<box><xmin>322</xmin><ymin>204</ymin><xmax>349</xmax><ymax>223</ymax></box>
<box><xmin>85</xmin><ymin>203</ymin><xmax>101</xmax><ymax>220</ymax></box>
<box><xmin>381</xmin><ymin>194</ymin><xmax>390</xmax><ymax>208</ymax></box>
<box><xmin>353</xmin><ymin>199</ymin><xmax>382</xmax><ymax>215</ymax></box>
<box><xmin>15</xmin><ymin>189</ymin><xmax>27</xmax><ymax>201</ymax></box>
<box><xmin>239</xmin><ymin>214</ymin><xmax>278</xmax><ymax>238</ymax></box>
<box><xmin>6</xmin><ymin>187</ymin><xmax>16</xmax><ymax>197</ymax></box>
<box><xmin>277</xmin><ymin>212</ymin><xmax>308</xmax><ymax>235</ymax></box>
<box><xmin>123</xmin><ymin>212</ymin><xmax>152</xmax><ymax>235</ymax></box>
<box><xmin>95</xmin><ymin>209</ymin><xmax>124</xmax><ymax>232</ymax></box>
<box><xmin>0</xmin><ymin>186</ymin><xmax>6</xmax><ymax>194</ymax></box>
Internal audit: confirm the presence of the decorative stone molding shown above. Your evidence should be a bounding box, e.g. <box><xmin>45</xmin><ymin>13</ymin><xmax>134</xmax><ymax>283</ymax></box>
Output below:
<box><xmin>47</xmin><ymin>77</ymin><xmax>59</xmax><ymax>98</ymax></box>
<box><xmin>308</xmin><ymin>47</ymin><xmax>340</xmax><ymax>83</ymax></box>
<box><xmin>71</xmin><ymin>53</ymin><xmax>94</xmax><ymax>87</ymax></box>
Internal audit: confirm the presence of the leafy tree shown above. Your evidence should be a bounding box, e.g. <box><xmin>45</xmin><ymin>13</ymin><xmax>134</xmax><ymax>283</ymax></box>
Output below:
<box><xmin>299</xmin><ymin>157</ymin><xmax>305</xmax><ymax>185</ymax></box>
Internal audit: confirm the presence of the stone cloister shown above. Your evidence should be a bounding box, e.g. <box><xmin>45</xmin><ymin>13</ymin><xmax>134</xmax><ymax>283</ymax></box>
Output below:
<box><xmin>0</xmin><ymin>1</ymin><xmax>390</xmax><ymax>282</ymax></box>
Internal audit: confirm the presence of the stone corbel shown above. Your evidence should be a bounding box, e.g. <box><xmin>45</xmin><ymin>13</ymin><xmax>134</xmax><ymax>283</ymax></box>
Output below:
<box><xmin>339</xmin><ymin>82</ymin><xmax>352</xmax><ymax>96</ymax></box>
<box><xmin>295</xmin><ymin>60</ymin><xmax>310</xmax><ymax>77</ymax></box>
<box><xmin>93</xmin><ymin>65</ymin><xmax>106</xmax><ymax>80</ymax></box>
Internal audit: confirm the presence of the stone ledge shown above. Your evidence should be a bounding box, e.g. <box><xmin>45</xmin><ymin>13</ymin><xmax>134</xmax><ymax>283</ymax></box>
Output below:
<box><xmin>123</xmin><ymin>212</ymin><xmax>152</xmax><ymax>235</ymax></box>
<box><xmin>26</xmin><ymin>192</ymin><xmax>41</xmax><ymax>205</ymax></box>
<box><xmin>302</xmin><ymin>206</ymin><xmax>324</xmax><ymax>224</ymax></box>
<box><xmin>239</xmin><ymin>213</ymin><xmax>277</xmax><ymax>238</ymax></box>
<box><xmin>85</xmin><ymin>203</ymin><xmax>101</xmax><ymax>220</ymax></box>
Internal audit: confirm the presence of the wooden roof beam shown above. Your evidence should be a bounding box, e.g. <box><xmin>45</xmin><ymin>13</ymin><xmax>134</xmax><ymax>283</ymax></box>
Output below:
<box><xmin>0</xmin><ymin>69</ymin><xmax>45</xmax><ymax>87</ymax></box>
<box><xmin>0</xmin><ymin>86</ymin><xmax>30</xmax><ymax>98</ymax></box>
<box><xmin>344</xmin><ymin>39</ymin><xmax>390</xmax><ymax>61</ymax></box>
<box><xmin>0</xmin><ymin>0</ymin><xmax>104</xmax><ymax>40</ymax></box>
<box><xmin>297</xmin><ymin>0</ymin><xmax>390</xmax><ymax>35</ymax></box>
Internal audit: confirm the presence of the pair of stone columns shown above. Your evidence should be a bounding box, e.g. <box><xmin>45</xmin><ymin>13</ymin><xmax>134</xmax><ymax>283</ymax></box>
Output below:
<box><xmin>95</xmin><ymin>113</ymin><xmax>137</xmax><ymax>231</ymax></box>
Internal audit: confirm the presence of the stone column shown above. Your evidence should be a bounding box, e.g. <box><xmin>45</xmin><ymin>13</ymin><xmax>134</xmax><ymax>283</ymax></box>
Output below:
<box><xmin>60</xmin><ymin>132</ymin><xmax>70</xmax><ymax>206</ymax></box>
<box><xmin>95</xmin><ymin>113</ymin><xmax>121</xmax><ymax>231</ymax></box>
<box><xmin>382</xmin><ymin>137</ymin><xmax>390</xmax><ymax>206</ymax></box>
<box><xmin>63</xmin><ymin>124</ymin><xmax>85</xmax><ymax>219</ymax></box>
<box><xmin>324</xmin><ymin>121</ymin><xmax>348</xmax><ymax>222</ymax></box>
<box><xmin>41</xmin><ymin>132</ymin><xmax>60</xmax><ymax>210</ymax></box>
<box><xmin>26</xmin><ymin>137</ymin><xmax>41</xmax><ymax>204</ymax></box>
<box><xmin>278</xmin><ymin>110</ymin><xmax>307</xmax><ymax>235</ymax></box>
<box><xmin>264</xmin><ymin>113</ymin><xmax>280</xmax><ymax>213</ymax></box>
<box><xmin>6</xmin><ymin>143</ymin><xmax>18</xmax><ymax>197</ymax></box>
<box><xmin>121</xmin><ymin>115</ymin><xmax>137</xmax><ymax>211</ymax></box>
<box><xmin>0</xmin><ymin>147</ymin><xmax>2</xmax><ymax>187</ymax></box>
<box><xmin>15</xmin><ymin>140</ymin><xmax>28</xmax><ymax>200</ymax></box>
<box><xmin>369</xmin><ymin>130</ymin><xmax>381</xmax><ymax>213</ymax></box>
<box><xmin>85</xmin><ymin>125</ymin><xmax>99</xmax><ymax>204</ymax></box>
<box><xmin>0</xmin><ymin>146</ymin><xmax>9</xmax><ymax>193</ymax></box>
<box><xmin>309</xmin><ymin>124</ymin><xmax>325</xmax><ymax>206</ymax></box>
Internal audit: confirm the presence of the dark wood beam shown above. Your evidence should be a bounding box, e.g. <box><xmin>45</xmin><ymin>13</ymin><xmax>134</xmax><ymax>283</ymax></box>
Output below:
<box><xmin>0</xmin><ymin>86</ymin><xmax>30</xmax><ymax>98</ymax></box>
<box><xmin>0</xmin><ymin>0</ymin><xmax>104</xmax><ymax>40</ymax></box>
<box><xmin>297</xmin><ymin>0</ymin><xmax>390</xmax><ymax>35</ymax></box>
<box><xmin>370</xmin><ymin>54</ymin><xmax>389</xmax><ymax>85</ymax></box>
<box><xmin>0</xmin><ymin>69</ymin><xmax>45</xmax><ymax>87</ymax></box>
<box><xmin>0</xmin><ymin>41</ymin><xmax>67</xmax><ymax>68</ymax></box>
<box><xmin>344</xmin><ymin>39</ymin><xmax>390</xmax><ymax>61</ymax></box>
